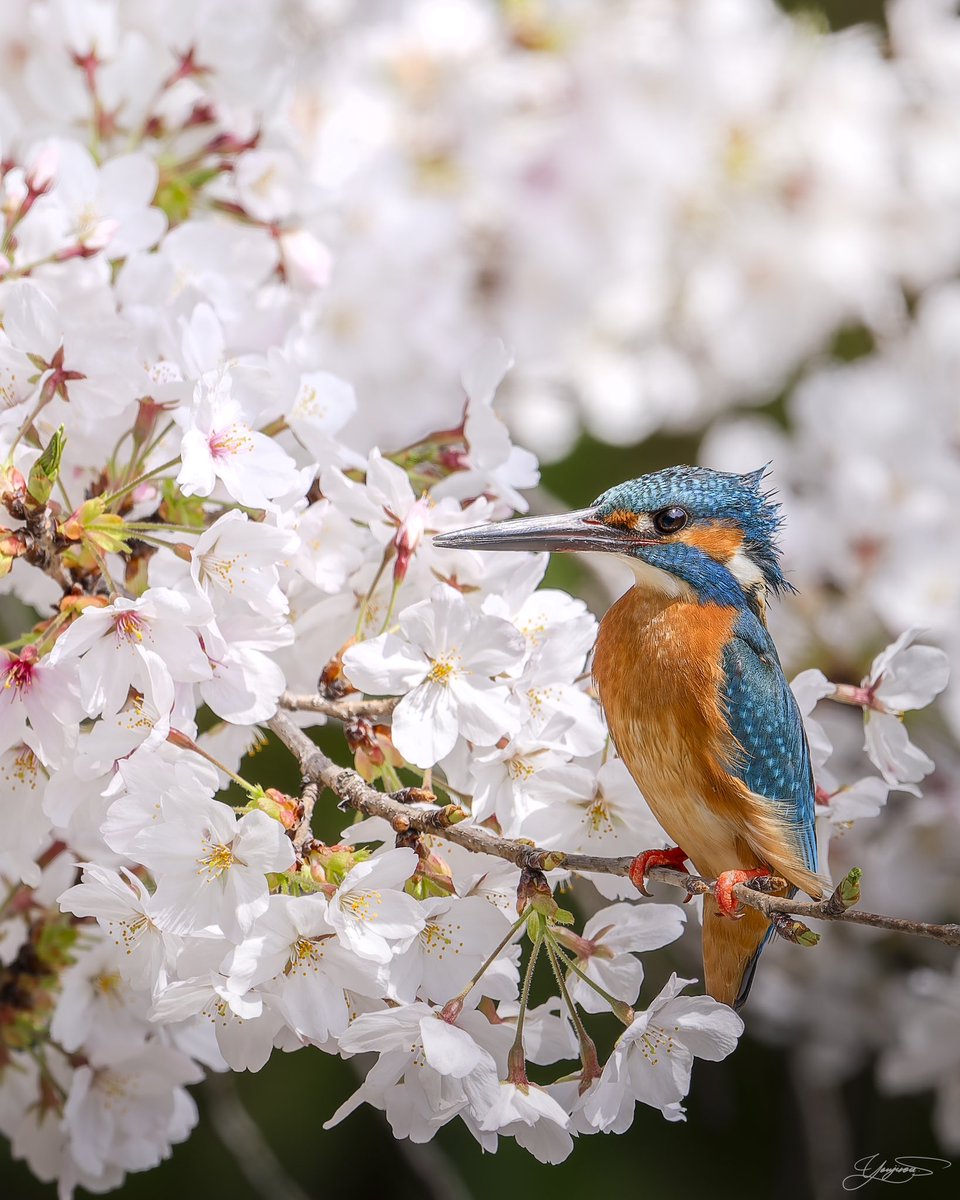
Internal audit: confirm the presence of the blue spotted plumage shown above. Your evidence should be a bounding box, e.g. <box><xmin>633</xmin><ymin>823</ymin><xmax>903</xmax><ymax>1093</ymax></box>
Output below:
<box><xmin>721</xmin><ymin>609</ymin><xmax>818</xmax><ymax>875</ymax></box>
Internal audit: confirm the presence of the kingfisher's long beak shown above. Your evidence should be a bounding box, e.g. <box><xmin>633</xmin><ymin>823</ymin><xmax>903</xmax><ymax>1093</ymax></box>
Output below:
<box><xmin>433</xmin><ymin>507</ymin><xmax>643</xmax><ymax>554</ymax></box>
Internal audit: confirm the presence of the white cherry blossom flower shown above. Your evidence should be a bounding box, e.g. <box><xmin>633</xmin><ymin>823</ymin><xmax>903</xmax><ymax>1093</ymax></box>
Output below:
<box><xmin>50</xmin><ymin>936</ymin><xmax>150</xmax><ymax>1062</ymax></box>
<box><xmin>433</xmin><ymin>339</ymin><xmax>539</xmax><ymax>513</ymax></box>
<box><xmin>0</xmin><ymin>647</ymin><xmax>81</xmax><ymax>768</ymax></box>
<box><xmin>131</xmin><ymin>797</ymin><xmax>294</xmax><ymax>941</ymax></box>
<box><xmin>0</xmin><ymin>744</ymin><xmax>49</xmax><ymax>885</ymax></box>
<box><xmin>564</xmin><ymin>901</ymin><xmax>687</xmax><ymax>1015</ymax></box>
<box><xmin>582</xmin><ymin>974</ymin><xmax>744</xmax><ymax>1130</ymax></box>
<box><xmin>150</xmin><ymin>963</ymin><xmax>284</xmax><ymax>1073</ymax></box>
<box><xmin>29</xmin><ymin>139</ymin><xmax>166</xmax><ymax>258</ymax></box>
<box><xmin>284</xmin><ymin>368</ymin><xmax>357</xmax><ymax>464</ymax></box>
<box><xmin>224</xmin><ymin>893</ymin><xmax>379</xmax><ymax>1046</ymax></box>
<box><xmin>328</xmin><ymin>847</ymin><xmax>425</xmax><ymax>964</ymax></box>
<box><xmin>190</xmin><ymin>510</ymin><xmax>295</xmax><ymax>618</ymax></box>
<box><xmin>388</xmin><ymin>894</ymin><xmax>515</xmax><ymax>1004</ymax></box>
<box><xmin>48</xmin><ymin>587</ymin><xmax>212</xmax><ymax>718</ymax></box>
<box><xmin>469</xmin><ymin>732</ymin><xmax>596</xmax><ymax>835</ymax></box>
<box><xmin>494</xmin><ymin>998</ymin><xmax>578</xmax><ymax>1066</ymax></box>
<box><xmin>520</xmin><ymin>758</ymin><xmax>669</xmax><ymax>901</ymax></box>
<box><xmin>175</xmin><ymin>372</ymin><xmax>300</xmax><ymax>509</ymax></box>
<box><xmin>326</xmin><ymin>1002</ymin><xmax>505</xmax><ymax>1143</ymax></box>
<box><xmin>862</xmin><ymin>629</ymin><xmax>949</xmax><ymax>789</ymax></box>
<box><xmin>62</xmin><ymin>1043</ymin><xmax>202</xmax><ymax>1179</ymax></box>
<box><xmin>342</xmin><ymin>584</ymin><xmax>525</xmax><ymax>767</ymax></box>
<box><xmin>198</xmin><ymin>611</ymin><xmax>291</xmax><ymax>725</ymax></box>
<box><xmin>478</xmin><ymin>1080</ymin><xmax>574</xmax><ymax>1164</ymax></box>
<box><xmin>58</xmin><ymin>864</ymin><xmax>169</xmax><ymax>991</ymax></box>
<box><xmin>818</xmin><ymin>776</ymin><xmax>890</xmax><ymax>831</ymax></box>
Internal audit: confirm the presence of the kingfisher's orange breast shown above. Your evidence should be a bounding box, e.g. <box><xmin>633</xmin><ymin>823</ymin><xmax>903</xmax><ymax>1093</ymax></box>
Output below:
<box><xmin>592</xmin><ymin>585</ymin><xmax>757</xmax><ymax>880</ymax></box>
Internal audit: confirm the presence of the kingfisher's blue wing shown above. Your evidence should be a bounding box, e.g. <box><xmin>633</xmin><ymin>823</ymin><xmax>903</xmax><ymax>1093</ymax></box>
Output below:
<box><xmin>719</xmin><ymin>609</ymin><xmax>818</xmax><ymax>875</ymax></box>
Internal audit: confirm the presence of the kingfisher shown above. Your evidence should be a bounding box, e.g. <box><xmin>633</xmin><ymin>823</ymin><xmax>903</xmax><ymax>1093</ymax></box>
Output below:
<box><xmin>433</xmin><ymin>465</ymin><xmax>825</xmax><ymax>1010</ymax></box>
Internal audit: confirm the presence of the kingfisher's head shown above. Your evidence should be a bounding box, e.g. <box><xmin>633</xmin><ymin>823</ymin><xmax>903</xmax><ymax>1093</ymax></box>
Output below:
<box><xmin>433</xmin><ymin>464</ymin><xmax>791</xmax><ymax>614</ymax></box>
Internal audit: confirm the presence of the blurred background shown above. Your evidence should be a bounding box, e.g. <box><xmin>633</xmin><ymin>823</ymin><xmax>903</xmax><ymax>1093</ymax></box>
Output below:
<box><xmin>4</xmin><ymin>0</ymin><xmax>960</xmax><ymax>1196</ymax></box>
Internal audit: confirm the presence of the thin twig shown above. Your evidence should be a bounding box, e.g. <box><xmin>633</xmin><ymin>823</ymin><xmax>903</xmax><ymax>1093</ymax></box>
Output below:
<box><xmin>279</xmin><ymin>691</ymin><xmax>400</xmax><ymax>719</ymax></box>
<box><xmin>267</xmin><ymin>710</ymin><xmax>960</xmax><ymax>948</ymax></box>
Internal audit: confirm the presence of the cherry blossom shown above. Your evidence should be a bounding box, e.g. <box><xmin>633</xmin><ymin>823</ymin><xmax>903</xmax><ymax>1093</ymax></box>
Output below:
<box><xmin>562</xmin><ymin>901</ymin><xmax>687</xmax><ymax>1015</ymax></box>
<box><xmin>342</xmin><ymin>584</ymin><xmax>525</xmax><ymax>767</ymax></box>
<box><xmin>861</xmin><ymin>629</ymin><xmax>950</xmax><ymax>789</ymax></box>
<box><xmin>188</xmin><ymin>510</ymin><xmax>295</xmax><ymax>619</ymax></box>
<box><xmin>130</xmin><ymin>797</ymin><xmax>295</xmax><ymax>941</ymax></box>
<box><xmin>223</xmin><ymin>893</ymin><xmax>379</xmax><ymax>1045</ymax></box>
<box><xmin>478</xmin><ymin>1080</ymin><xmax>573</xmax><ymax>1164</ymax></box>
<box><xmin>327</xmin><ymin>848</ymin><xmax>425</xmax><ymax>964</ymax></box>
<box><xmin>0</xmin><ymin>647</ymin><xmax>81</xmax><ymax>766</ymax></box>
<box><xmin>61</xmin><ymin>1044</ymin><xmax>202</xmax><ymax>1180</ymax></box>
<box><xmin>48</xmin><ymin>587</ymin><xmax>212</xmax><ymax>719</ymax></box>
<box><xmin>582</xmin><ymin>974</ymin><xmax>744</xmax><ymax>1130</ymax></box>
<box><xmin>175</xmin><ymin>372</ymin><xmax>301</xmax><ymax>510</ymax></box>
<box><xmin>326</xmin><ymin>1002</ymin><xmax>506</xmax><ymax>1143</ymax></box>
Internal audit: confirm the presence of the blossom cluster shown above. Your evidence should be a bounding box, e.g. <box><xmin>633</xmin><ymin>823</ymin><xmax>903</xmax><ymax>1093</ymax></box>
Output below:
<box><xmin>0</xmin><ymin>1</ymin><xmax>955</xmax><ymax>1196</ymax></box>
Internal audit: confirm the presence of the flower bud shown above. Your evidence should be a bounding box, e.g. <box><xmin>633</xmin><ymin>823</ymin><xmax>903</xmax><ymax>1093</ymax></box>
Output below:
<box><xmin>25</xmin><ymin>143</ymin><xmax>59</xmax><ymax>195</ymax></box>
<box><xmin>392</xmin><ymin>495</ymin><xmax>431</xmax><ymax>585</ymax></box>
<box><xmin>257</xmin><ymin>787</ymin><xmax>303</xmax><ymax>831</ymax></box>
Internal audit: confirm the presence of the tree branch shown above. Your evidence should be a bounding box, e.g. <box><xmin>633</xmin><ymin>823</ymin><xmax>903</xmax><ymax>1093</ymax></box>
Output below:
<box><xmin>279</xmin><ymin>691</ymin><xmax>399</xmax><ymax>719</ymax></box>
<box><xmin>267</xmin><ymin>710</ymin><xmax>960</xmax><ymax>948</ymax></box>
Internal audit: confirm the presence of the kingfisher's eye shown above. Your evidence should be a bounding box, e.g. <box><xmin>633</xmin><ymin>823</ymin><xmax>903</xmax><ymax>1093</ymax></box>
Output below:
<box><xmin>653</xmin><ymin>506</ymin><xmax>689</xmax><ymax>534</ymax></box>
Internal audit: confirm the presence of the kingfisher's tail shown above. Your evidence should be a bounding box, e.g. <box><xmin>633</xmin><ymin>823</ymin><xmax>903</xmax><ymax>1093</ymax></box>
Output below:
<box><xmin>702</xmin><ymin>896</ymin><xmax>771</xmax><ymax>1011</ymax></box>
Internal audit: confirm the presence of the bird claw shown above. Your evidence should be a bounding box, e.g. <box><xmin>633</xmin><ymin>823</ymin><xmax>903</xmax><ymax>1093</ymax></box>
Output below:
<box><xmin>629</xmin><ymin>846</ymin><xmax>691</xmax><ymax>899</ymax></box>
<box><xmin>714</xmin><ymin>868</ymin><xmax>775</xmax><ymax>918</ymax></box>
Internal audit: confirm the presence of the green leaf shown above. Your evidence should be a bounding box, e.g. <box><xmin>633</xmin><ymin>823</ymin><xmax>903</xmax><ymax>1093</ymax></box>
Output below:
<box><xmin>26</xmin><ymin>425</ymin><xmax>66</xmax><ymax>506</ymax></box>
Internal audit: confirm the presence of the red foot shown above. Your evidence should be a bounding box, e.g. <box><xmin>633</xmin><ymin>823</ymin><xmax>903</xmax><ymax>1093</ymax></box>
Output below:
<box><xmin>715</xmin><ymin>867</ymin><xmax>773</xmax><ymax>919</ymax></box>
<box><xmin>629</xmin><ymin>847</ymin><xmax>690</xmax><ymax>898</ymax></box>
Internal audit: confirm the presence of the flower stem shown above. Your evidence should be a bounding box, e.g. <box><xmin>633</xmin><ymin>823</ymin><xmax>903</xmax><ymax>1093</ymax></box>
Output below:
<box><xmin>440</xmin><ymin>909</ymin><xmax>528</xmax><ymax>1022</ymax></box>
<box><xmin>168</xmin><ymin>729</ymin><xmax>260</xmax><ymax>797</ymax></box>
<box><xmin>89</xmin><ymin>545</ymin><xmax>121</xmax><ymax>597</ymax></box>
<box><xmin>126</xmin><ymin>521</ymin><xmax>202</xmax><ymax>535</ymax></box>
<box><xmin>101</xmin><ymin>455</ymin><xmax>180</xmax><ymax>509</ymax></box>
<box><xmin>134</xmin><ymin>419</ymin><xmax>177</xmax><ymax>469</ymax></box>
<box><xmin>507</xmin><ymin>929</ymin><xmax>543</xmax><ymax>1086</ymax></box>
<box><xmin>550</xmin><ymin>938</ymin><xmax>634</xmax><ymax>1025</ymax></box>
<box><xmin>355</xmin><ymin>549</ymin><xmax>391</xmax><ymax>638</ymax></box>
<box><xmin>378</xmin><ymin>577</ymin><xmax>403</xmax><ymax>634</ymax></box>
<box><xmin>6</xmin><ymin>379</ymin><xmax>55</xmax><ymax>460</ymax></box>
<box><xmin>544</xmin><ymin>937</ymin><xmax>601</xmax><ymax>1092</ymax></box>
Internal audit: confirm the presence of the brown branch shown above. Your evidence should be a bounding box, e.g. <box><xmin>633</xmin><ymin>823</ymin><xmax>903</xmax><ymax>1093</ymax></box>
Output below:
<box><xmin>293</xmin><ymin>779</ymin><xmax>319</xmax><ymax>850</ymax></box>
<box><xmin>267</xmin><ymin>710</ymin><xmax>960</xmax><ymax>948</ymax></box>
<box><xmin>279</xmin><ymin>691</ymin><xmax>399</xmax><ymax>720</ymax></box>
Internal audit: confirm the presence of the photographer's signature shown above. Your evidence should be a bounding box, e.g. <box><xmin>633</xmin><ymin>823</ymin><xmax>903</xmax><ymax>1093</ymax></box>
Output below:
<box><xmin>842</xmin><ymin>1155</ymin><xmax>951</xmax><ymax>1190</ymax></box>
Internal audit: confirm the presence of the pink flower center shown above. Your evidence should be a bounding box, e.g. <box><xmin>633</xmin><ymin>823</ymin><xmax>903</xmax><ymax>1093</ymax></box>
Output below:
<box><xmin>208</xmin><ymin>422</ymin><xmax>253</xmax><ymax>461</ymax></box>
<box><xmin>2</xmin><ymin>650</ymin><xmax>37</xmax><ymax>693</ymax></box>
<box><xmin>114</xmin><ymin>611</ymin><xmax>146</xmax><ymax>642</ymax></box>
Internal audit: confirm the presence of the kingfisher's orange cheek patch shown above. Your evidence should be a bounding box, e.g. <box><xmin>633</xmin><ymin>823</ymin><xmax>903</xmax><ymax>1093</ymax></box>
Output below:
<box><xmin>603</xmin><ymin>508</ymin><xmax>640</xmax><ymax>530</ymax></box>
<box><xmin>678</xmin><ymin>522</ymin><xmax>743</xmax><ymax>561</ymax></box>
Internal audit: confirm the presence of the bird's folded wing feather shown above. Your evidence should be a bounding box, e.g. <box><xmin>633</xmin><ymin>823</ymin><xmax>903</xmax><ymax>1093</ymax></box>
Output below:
<box><xmin>720</xmin><ymin>609</ymin><xmax>819</xmax><ymax>875</ymax></box>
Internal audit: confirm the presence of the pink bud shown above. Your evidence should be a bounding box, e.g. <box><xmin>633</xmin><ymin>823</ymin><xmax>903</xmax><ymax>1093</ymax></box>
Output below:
<box><xmin>393</xmin><ymin>496</ymin><xmax>431</xmax><ymax>584</ymax></box>
<box><xmin>26</xmin><ymin>143</ymin><xmax>60</xmax><ymax>194</ymax></box>
<box><xmin>280</xmin><ymin>229</ymin><xmax>333</xmax><ymax>288</ymax></box>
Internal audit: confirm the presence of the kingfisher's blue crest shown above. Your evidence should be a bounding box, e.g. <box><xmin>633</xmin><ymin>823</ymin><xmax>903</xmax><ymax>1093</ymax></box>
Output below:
<box><xmin>592</xmin><ymin>464</ymin><xmax>792</xmax><ymax>606</ymax></box>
